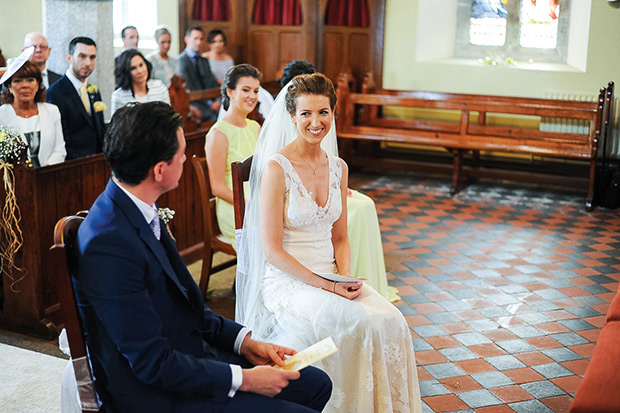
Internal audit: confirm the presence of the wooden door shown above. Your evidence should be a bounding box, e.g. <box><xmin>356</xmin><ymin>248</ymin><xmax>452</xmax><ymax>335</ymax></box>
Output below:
<box><xmin>246</xmin><ymin>0</ymin><xmax>318</xmax><ymax>81</ymax></box>
<box><xmin>319</xmin><ymin>0</ymin><xmax>385</xmax><ymax>90</ymax></box>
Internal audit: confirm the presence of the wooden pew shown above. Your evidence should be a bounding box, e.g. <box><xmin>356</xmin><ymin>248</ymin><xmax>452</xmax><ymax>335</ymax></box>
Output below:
<box><xmin>335</xmin><ymin>75</ymin><xmax>612</xmax><ymax>211</ymax></box>
<box><xmin>0</xmin><ymin>103</ymin><xmax>212</xmax><ymax>339</ymax></box>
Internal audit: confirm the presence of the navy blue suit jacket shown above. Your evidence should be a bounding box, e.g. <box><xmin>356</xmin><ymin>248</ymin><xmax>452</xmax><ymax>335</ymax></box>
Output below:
<box><xmin>77</xmin><ymin>179</ymin><xmax>244</xmax><ymax>412</ymax></box>
<box><xmin>47</xmin><ymin>69</ymin><xmax>62</xmax><ymax>86</ymax></box>
<box><xmin>47</xmin><ymin>75</ymin><xmax>105</xmax><ymax>160</ymax></box>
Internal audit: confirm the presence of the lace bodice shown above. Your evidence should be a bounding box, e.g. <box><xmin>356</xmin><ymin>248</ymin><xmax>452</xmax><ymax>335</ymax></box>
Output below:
<box><xmin>271</xmin><ymin>153</ymin><xmax>342</xmax><ymax>230</ymax></box>
<box><xmin>270</xmin><ymin>153</ymin><xmax>342</xmax><ymax>274</ymax></box>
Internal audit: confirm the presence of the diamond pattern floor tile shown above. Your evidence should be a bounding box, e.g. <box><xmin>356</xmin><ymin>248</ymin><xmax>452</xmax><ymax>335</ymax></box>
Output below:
<box><xmin>356</xmin><ymin>171</ymin><xmax>620</xmax><ymax>412</ymax></box>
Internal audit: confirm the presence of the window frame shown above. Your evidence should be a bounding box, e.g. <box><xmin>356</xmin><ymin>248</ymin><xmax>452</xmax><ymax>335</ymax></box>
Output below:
<box><xmin>454</xmin><ymin>0</ymin><xmax>571</xmax><ymax>63</ymax></box>
<box><xmin>113</xmin><ymin>0</ymin><xmax>159</xmax><ymax>50</ymax></box>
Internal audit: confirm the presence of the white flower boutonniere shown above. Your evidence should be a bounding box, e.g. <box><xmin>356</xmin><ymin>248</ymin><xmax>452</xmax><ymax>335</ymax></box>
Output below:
<box><xmin>157</xmin><ymin>207</ymin><xmax>175</xmax><ymax>225</ymax></box>
<box><xmin>157</xmin><ymin>207</ymin><xmax>176</xmax><ymax>241</ymax></box>
<box><xmin>93</xmin><ymin>101</ymin><xmax>107</xmax><ymax>113</ymax></box>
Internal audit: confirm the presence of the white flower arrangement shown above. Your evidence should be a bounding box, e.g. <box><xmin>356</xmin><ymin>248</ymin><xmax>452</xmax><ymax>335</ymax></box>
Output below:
<box><xmin>0</xmin><ymin>125</ymin><xmax>28</xmax><ymax>164</ymax></box>
<box><xmin>157</xmin><ymin>207</ymin><xmax>175</xmax><ymax>225</ymax></box>
<box><xmin>157</xmin><ymin>207</ymin><xmax>176</xmax><ymax>242</ymax></box>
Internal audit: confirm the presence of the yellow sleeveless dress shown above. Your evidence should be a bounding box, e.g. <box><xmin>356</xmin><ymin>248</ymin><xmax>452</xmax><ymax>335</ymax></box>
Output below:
<box><xmin>209</xmin><ymin>119</ymin><xmax>260</xmax><ymax>248</ymax></box>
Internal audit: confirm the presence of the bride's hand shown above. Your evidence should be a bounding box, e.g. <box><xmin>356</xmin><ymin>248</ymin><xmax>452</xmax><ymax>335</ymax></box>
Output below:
<box><xmin>334</xmin><ymin>281</ymin><xmax>362</xmax><ymax>300</ymax></box>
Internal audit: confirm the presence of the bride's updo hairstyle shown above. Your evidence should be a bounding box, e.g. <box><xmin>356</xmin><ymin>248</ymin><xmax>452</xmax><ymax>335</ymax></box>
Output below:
<box><xmin>220</xmin><ymin>63</ymin><xmax>263</xmax><ymax>111</ymax></box>
<box><xmin>285</xmin><ymin>72</ymin><xmax>337</xmax><ymax>115</ymax></box>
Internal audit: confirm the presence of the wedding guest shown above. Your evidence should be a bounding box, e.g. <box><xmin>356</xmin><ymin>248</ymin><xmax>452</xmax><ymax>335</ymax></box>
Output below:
<box><xmin>47</xmin><ymin>36</ymin><xmax>105</xmax><ymax>160</ymax></box>
<box><xmin>111</xmin><ymin>49</ymin><xmax>169</xmax><ymax>115</ymax></box>
<box><xmin>120</xmin><ymin>26</ymin><xmax>139</xmax><ymax>51</ymax></box>
<box><xmin>179</xmin><ymin>27</ymin><xmax>220</xmax><ymax>122</ymax></box>
<box><xmin>73</xmin><ymin>101</ymin><xmax>331</xmax><ymax>412</ymax></box>
<box><xmin>0</xmin><ymin>52</ymin><xmax>65</xmax><ymax>167</ymax></box>
<box><xmin>201</xmin><ymin>29</ymin><xmax>234</xmax><ymax>85</ymax></box>
<box><xmin>206</xmin><ymin>64</ymin><xmax>261</xmax><ymax>246</ymax></box>
<box><xmin>23</xmin><ymin>32</ymin><xmax>61</xmax><ymax>88</ymax></box>
<box><xmin>279</xmin><ymin>59</ymin><xmax>399</xmax><ymax>302</ymax></box>
<box><xmin>237</xmin><ymin>73</ymin><xmax>422</xmax><ymax>412</ymax></box>
<box><xmin>146</xmin><ymin>26</ymin><xmax>180</xmax><ymax>88</ymax></box>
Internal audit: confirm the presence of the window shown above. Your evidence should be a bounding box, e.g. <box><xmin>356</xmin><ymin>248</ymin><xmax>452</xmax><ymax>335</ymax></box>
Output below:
<box><xmin>113</xmin><ymin>0</ymin><xmax>159</xmax><ymax>50</ymax></box>
<box><xmin>455</xmin><ymin>0</ymin><xmax>569</xmax><ymax>63</ymax></box>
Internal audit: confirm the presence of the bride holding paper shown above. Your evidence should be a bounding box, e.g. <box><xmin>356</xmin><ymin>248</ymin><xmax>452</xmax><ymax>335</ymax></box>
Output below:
<box><xmin>236</xmin><ymin>73</ymin><xmax>421</xmax><ymax>412</ymax></box>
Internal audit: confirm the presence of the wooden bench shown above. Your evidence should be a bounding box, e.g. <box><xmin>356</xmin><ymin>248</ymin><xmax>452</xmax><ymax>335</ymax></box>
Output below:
<box><xmin>0</xmin><ymin>102</ymin><xmax>212</xmax><ymax>339</ymax></box>
<box><xmin>335</xmin><ymin>74</ymin><xmax>614</xmax><ymax>211</ymax></box>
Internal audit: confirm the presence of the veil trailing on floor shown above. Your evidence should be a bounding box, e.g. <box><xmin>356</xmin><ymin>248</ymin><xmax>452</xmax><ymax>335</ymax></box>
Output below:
<box><xmin>234</xmin><ymin>80</ymin><xmax>338</xmax><ymax>339</ymax></box>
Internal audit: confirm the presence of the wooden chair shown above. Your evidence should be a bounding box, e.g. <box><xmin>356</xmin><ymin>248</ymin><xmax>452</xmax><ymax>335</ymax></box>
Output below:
<box><xmin>50</xmin><ymin>213</ymin><xmax>100</xmax><ymax>412</ymax></box>
<box><xmin>191</xmin><ymin>155</ymin><xmax>237</xmax><ymax>296</ymax></box>
<box><xmin>231</xmin><ymin>156</ymin><xmax>254</xmax><ymax>230</ymax></box>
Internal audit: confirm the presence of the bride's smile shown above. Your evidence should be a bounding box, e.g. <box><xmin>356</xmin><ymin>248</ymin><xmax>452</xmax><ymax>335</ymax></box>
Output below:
<box><xmin>292</xmin><ymin>94</ymin><xmax>333</xmax><ymax>144</ymax></box>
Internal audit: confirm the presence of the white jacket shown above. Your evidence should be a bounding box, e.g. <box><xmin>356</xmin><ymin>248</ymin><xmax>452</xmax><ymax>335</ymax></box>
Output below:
<box><xmin>0</xmin><ymin>102</ymin><xmax>67</xmax><ymax>166</ymax></box>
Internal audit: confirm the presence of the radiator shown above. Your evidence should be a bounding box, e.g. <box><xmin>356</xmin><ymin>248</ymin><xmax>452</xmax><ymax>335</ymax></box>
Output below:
<box><xmin>542</xmin><ymin>90</ymin><xmax>619</xmax><ymax>160</ymax></box>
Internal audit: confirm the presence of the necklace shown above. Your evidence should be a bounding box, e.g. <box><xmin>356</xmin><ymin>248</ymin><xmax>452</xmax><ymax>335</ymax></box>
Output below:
<box><xmin>14</xmin><ymin>106</ymin><xmax>38</xmax><ymax>118</ymax></box>
<box><xmin>297</xmin><ymin>147</ymin><xmax>321</xmax><ymax>174</ymax></box>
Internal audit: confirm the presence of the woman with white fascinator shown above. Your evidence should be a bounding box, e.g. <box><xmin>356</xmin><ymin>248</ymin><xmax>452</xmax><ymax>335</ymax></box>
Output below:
<box><xmin>0</xmin><ymin>47</ymin><xmax>66</xmax><ymax>168</ymax></box>
<box><xmin>236</xmin><ymin>73</ymin><xmax>421</xmax><ymax>412</ymax></box>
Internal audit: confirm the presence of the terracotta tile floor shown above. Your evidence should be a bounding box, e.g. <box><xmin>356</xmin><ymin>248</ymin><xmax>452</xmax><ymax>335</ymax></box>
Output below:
<box><xmin>357</xmin><ymin>172</ymin><xmax>620</xmax><ymax>413</ymax></box>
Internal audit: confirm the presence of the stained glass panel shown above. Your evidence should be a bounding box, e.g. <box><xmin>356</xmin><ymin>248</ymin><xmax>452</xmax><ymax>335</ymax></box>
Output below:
<box><xmin>469</xmin><ymin>0</ymin><xmax>509</xmax><ymax>46</ymax></box>
<box><xmin>520</xmin><ymin>0</ymin><xmax>560</xmax><ymax>49</ymax></box>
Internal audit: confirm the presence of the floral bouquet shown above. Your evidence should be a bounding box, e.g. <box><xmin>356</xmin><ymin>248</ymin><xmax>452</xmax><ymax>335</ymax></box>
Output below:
<box><xmin>0</xmin><ymin>125</ymin><xmax>28</xmax><ymax>291</ymax></box>
<box><xmin>0</xmin><ymin>125</ymin><xmax>28</xmax><ymax>164</ymax></box>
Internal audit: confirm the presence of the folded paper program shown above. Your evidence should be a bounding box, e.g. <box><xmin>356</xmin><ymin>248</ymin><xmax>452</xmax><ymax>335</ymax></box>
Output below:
<box><xmin>316</xmin><ymin>272</ymin><xmax>361</xmax><ymax>283</ymax></box>
<box><xmin>277</xmin><ymin>337</ymin><xmax>338</xmax><ymax>372</ymax></box>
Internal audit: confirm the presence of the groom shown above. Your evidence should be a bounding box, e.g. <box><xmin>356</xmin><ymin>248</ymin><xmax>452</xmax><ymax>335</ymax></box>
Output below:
<box><xmin>76</xmin><ymin>102</ymin><xmax>332</xmax><ymax>412</ymax></box>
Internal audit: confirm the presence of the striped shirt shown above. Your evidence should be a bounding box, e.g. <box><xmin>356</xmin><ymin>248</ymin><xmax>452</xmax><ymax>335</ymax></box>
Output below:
<box><xmin>111</xmin><ymin>79</ymin><xmax>171</xmax><ymax>115</ymax></box>
<box><xmin>208</xmin><ymin>59</ymin><xmax>234</xmax><ymax>81</ymax></box>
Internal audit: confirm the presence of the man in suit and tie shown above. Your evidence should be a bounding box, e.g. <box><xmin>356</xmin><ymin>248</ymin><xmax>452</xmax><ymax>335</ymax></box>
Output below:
<box><xmin>76</xmin><ymin>101</ymin><xmax>332</xmax><ymax>412</ymax></box>
<box><xmin>178</xmin><ymin>26</ymin><xmax>220</xmax><ymax>122</ymax></box>
<box><xmin>23</xmin><ymin>33</ymin><xmax>61</xmax><ymax>88</ymax></box>
<box><xmin>47</xmin><ymin>37</ymin><xmax>105</xmax><ymax>160</ymax></box>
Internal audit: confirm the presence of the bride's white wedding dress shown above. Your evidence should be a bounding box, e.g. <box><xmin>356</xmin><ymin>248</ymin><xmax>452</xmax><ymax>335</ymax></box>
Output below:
<box><xmin>259</xmin><ymin>153</ymin><xmax>422</xmax><ymax>413</ymax></box>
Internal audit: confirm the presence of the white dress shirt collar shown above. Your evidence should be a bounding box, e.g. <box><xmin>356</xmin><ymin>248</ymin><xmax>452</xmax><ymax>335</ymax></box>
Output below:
<box><xmin>113</xmin><ymin>178</ymin><xmax>157</xmax><ymax>226</ymax></box>
<box><xmin>185</xmin><ymin>48</ymin><xmax>198</xmax><ymax>60</ymax></box>
<box><xmin>65</xmin><ymin>68</ymin><xmax>88</xmax><ymax>96</ymax></box>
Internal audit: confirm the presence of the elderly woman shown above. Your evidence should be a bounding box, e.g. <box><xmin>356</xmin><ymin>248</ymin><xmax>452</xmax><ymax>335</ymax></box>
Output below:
<box><xmin>0</xmin><ymin>59</ymin><xmax>66</xmax><ymax>167</ymax></box>
<box><xmin>111</xmin><ymin>49</ymin><xmax>170</xmax><ymax>115</ymax></box>
<box><xmin>146</xmin><ymin>26</ymin><xmax>180</xmax><ymax>87</ymax></box>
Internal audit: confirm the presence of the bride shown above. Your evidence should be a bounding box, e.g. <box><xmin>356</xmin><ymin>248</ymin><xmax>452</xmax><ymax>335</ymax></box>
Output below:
<box><xmin>236</xmin><ymin>73</ymin><xmax>421</xmax><ymax>412</ymax></box>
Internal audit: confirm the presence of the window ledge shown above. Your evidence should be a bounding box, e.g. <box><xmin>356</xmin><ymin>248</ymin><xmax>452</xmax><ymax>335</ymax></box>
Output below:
<box><xmin>421</xmin><ymin>57</ymin><xmax>584</xmax><ymax>73</ymax></box>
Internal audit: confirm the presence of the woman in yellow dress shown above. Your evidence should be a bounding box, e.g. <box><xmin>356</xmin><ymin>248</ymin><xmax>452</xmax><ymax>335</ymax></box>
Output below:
<box><xmin>205</xmin><ymin>64</ymin><xmax>261</xmax><ymax>247</ymax></box>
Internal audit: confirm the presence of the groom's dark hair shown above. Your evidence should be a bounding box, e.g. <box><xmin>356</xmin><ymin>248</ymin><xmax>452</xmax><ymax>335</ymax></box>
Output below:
<box><xmin>104</xmin><ymin>102</ymin><xmax>183</xmax><ymax>185</ymax></box>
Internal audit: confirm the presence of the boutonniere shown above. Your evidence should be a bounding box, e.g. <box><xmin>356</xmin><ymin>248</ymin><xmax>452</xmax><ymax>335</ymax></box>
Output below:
<box><xmin>157</xmin><ymin>207</ymin><xmax>176</xmax><ymax>241</ymax></box>
<box><xmin>86</xmin><ymin>84</ymin><xmax>99</xmax><ymax>95</ymax></box>
<box><xmin>93</xmin><ymin>101</ymin><xmax>107</xmax><ymax>113</ymax></box>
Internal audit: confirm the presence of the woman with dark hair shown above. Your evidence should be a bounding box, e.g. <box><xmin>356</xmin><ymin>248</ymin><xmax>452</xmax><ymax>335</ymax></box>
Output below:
<box><xmin>0</xmin><ymin>58</ymin><xmax>65</xmax><ymax>167</ymax></box>
<box><xmin>236</xmin><ymin>73</ymin><xmax>422</xmax><ymax>412</ymax></box>
<box><xmin>111</xmin><ymin>49</ymin><xmax>170</xmax><ymax>115</ymax></box>
<box><xmin>205</xmin><ymin>63</ymin><xmax>261</xmax><ymax>245</ymax></box>
<box><xmin>146</xmin><ymin>26</ymin><xmax>180</xmax><ymax>87</ymax></box>
<box><xmin>202</xmin><ymin>29</ymin><xmax>234</xmax><ymax>84</ymax></box>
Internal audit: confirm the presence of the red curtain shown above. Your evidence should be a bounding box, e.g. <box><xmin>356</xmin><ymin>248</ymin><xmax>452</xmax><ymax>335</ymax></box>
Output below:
<box><xmin>192</xmin><ymin>0</ymin><xmax>230</xmax><ymax>21</ymax></box>
<box><xmin>252</xmin><ymin>0</ymin><xmax>303</xmax><ymax>26</ymax></box>
<box><xmin>325</xmin><ymin>0</ymin><xmax>370</xmax><ymax>28</ymax></box>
